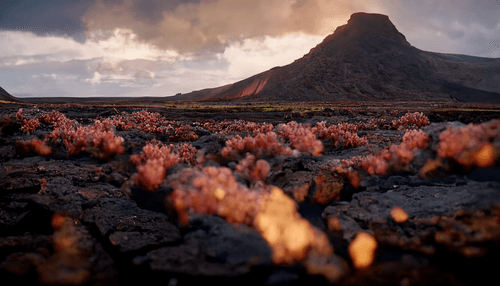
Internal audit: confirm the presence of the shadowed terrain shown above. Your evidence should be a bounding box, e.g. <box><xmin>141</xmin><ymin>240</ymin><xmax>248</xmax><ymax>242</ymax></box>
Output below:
<box><xmin>0</xmin><ymin>86</ymin><xmax>16</xmax><ymax>102</ymax></box>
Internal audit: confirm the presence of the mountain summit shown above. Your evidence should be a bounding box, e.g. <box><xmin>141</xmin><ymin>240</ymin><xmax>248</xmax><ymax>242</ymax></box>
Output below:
<box><xmin>321</xmin><ymin>12</ymin><xmax>411</xmax><ymax>52</ymax></box>
<box><xmin>174</xmin><ymin>12</ymin><xmax>500</xmax><ymax>103</ymax></box>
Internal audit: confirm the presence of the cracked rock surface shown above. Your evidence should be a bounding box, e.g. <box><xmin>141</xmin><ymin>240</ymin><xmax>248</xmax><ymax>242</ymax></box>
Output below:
<box><xmin>1</xmin><ymin>102</ymin><xmax>500</xmax><ymax>285</ymax></box>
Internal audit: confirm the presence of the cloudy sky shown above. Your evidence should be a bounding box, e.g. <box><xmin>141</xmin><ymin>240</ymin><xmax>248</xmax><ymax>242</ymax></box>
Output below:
<box><xmin>1</xmin><ymin>0</ymin><xmax>499</xmax><ymax>98</ymax></box>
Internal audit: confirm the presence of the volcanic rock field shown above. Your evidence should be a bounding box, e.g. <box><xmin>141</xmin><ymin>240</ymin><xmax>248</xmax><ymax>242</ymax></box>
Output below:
<box><xmin>1</xmin><ymin>100</ymin><xmax>499</xmax><ymax>285</ymax></box>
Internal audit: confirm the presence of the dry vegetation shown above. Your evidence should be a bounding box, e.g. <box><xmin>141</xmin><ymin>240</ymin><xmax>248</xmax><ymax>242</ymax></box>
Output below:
<box><xmin>1</xmin><ymin>100</ymin><xmax>500</xmax><ymax>285</ymax></box>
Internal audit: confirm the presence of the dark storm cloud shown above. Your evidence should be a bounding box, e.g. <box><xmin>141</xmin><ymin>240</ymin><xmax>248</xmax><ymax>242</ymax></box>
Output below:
<box><xmin>0</xmin><ymin>0</ymin><xmax>93</xmax><ymax>42</ymax></box>
<box><xmin>82</xmin><ymin>0</ymin><xmax>361</xmax><ymax>53</ymax></box>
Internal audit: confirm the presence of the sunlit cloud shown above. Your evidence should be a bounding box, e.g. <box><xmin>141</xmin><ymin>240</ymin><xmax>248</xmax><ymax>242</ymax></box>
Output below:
<box><xmin>221</xmin><ymin>33</ymin><xmax>325</xmax><ymax>80</ymax></box>
<box><xmin>84</xmin><ymin>72</ymin><xmax>102</xmax><ymax>85</ymax></box>
<box><xmin>0</xmin><ymin>28</ymin><xmax>182</xmax><ymax>65</ymax></box>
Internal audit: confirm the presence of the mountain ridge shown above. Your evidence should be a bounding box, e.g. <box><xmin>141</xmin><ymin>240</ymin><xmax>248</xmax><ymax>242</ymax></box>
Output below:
<box><xmin>0</xmin><ymin>86</ymin><xmax>16</xmax><ymax>102</ymax></box>
<box><xmin>172</xmin><ymin>12</ymin><xmax>500</xmax><ymax>103</ymax></box>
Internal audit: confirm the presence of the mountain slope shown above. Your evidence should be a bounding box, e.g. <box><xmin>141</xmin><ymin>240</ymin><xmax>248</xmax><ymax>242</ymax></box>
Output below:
<box><xmin>172</xmin><ymin>12</ymin><xmax>500</xmax><ymax>103</ymax></box>
<box><xmin>0</xmin><ymin>86</ymin><xmax>17</xmax><ymax>102</ymax></box>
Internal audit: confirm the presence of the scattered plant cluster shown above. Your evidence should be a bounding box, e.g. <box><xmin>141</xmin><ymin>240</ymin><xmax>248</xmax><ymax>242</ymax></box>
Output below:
<box><xmin>221</xmin><ymin>132</ymin><xmax>293</xmax><ymax>159</ymax></box>
<box><xmin>110</xmin><ymin>110</ymin><xmax>169</xmax><ymax>133</ymax></box>
<box><xmin>202</xmin><ymin>120</ymin><xmax>274</xmax><ymax>135</ymax></box>
<box><xmin>168</xmin><ymin>124</ymin><xmax>199</xmax><ymax>142</ymax></box>
<box><xmin>277</xmin><ymin>122</ymin><xmax>324</xmax><ymax>156</ymax></box>
<box><xmin>359</xmin><ymin>129</ymin><xmax>430</xmax><ymax>175</ymax></box>
<box><xmin>6</xmin><ymin>102</ymin><xmax>500</xmax><ymax>278</ymax></box>
<box><xmin>14</xmin><ymin>108</ymin><xmax>125</xmax><ymax>160</ymax></box>
<box><xmin>312</xmin><ymin>122</ymin><xmax>368</xmax><ymax>148</ymax></box>
<box><xmin>130</xmin><ymin>140</ymin><xmax>198</xmax><ymax>191</ymax></box>
<box><xmin>104</xmin><ymin>110</ymin><xmax>198</xmax><ymax>141</ymax></box>
<box><xmin>437</xmin><ymin>120</ymin><xmax>499</xmax><ymax>168</ymax></box>
<box><xmin>332</xmin><ymin>120</ymin><xmax>500</xmax><ymax>189</ymax></box>
<box><xmin>168</xmin><ymin>166</ymin><xmax>332</xmax><ymax>264</ymax></box>
<box><xmin>392</xmin><ymin>112</ymin><xmax>430</xmax><ymax>130</ymax></box>
<box><xmin>45</xmin><ymin>116</ymin><xmax>124</xmax><ymax>160</ymax></box>
<box><xmin>235</xmin><ymin>153</ymin><xmax>271</xmax><ymax>182</ymax></box>
<box><xmin>16</xmin><ymin>139</ymin><xmax>52</xmax><ymax>156</ymax></box>
<box><xmin>20</xmin><ymin>118</ymin><xmax>41</xmax><ymax>133</ymax></box>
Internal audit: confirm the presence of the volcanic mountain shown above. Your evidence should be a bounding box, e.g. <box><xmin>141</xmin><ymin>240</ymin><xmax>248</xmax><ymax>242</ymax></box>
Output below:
<box><xmin>173</xmin><ymin>12</ymin><xmax>500</xmax><ymax>103</ymax></box>
<box><xmin>0</xmin><ymin>86</ymin><xmax>16</xmax><ymax>102</ymax></box>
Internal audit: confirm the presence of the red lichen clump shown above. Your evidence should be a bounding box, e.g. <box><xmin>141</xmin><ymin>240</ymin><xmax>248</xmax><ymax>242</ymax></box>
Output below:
<box><xmin>235</xmin><ymin>153</ymin><xmax>271</xmax><ymax>182</ymax></box>
<box><xmin>437</xmin><ymin>120</ymin><xmax>500</xmax><ymax>168</ymax></box>
<box><xmin>221</xmin><ymin>132</ymin><xmax>292</xmax><ymax>159</ymax></box>
<box><xmin>203</xmin><ymin>120</ymin><xmax>274</xmax><ymax>135</ymax></box>
<box><xmin>169</xmin><ymin>166</ymin><xmax>263</xmax><ymax>225</ymax></box>
<box><xmin>392</xmin><ymin>112</ymin><xmax>430</xmax><ymax>130</ymax></box>
<box><xmin>89</xmin><ymin>131</ymin><xmax>125</xmax><ymax>161</ymax></box>
<box><xmin>254</xmin><ymin>186</ymin><xmax>333</xmax><ymax>264</ymax></box>
<box><xmin>168</xmin><ymin>166</ymin><xmax>333</xmax><ymax>264</ymax></box>
<box><xmin>169</xmin><ymin>124</ymin><xmax>199</xmax><ymax>142</ymax></box>
<box><xmin>136</xmin><ymin>159</ymin><xmax>166</xmax><ymax>191</ymax></box>
<box><xmin>129</xmin><ymin>140</ymin><xmax>180</xmax><ymax>168</ymax></box>
<box><xmin>16</xmin><ymin>139</ymin><xmax>52</xmax><ymax>156</ymax></box>
<box><xmin>311</xmin><ymin>172</ymin><xmax>343</xmax><ymax>204</ymax></box>
<box><xmin>40</xmin><ymin>110</ymin><xmax>65</xmax><ymax>125</ymax></box>
<box><xmin>359</xmin><ymin>130</ymin><xmax>429</xmax><ymax>175</ymax></box>
<box><xmin>312</xmin><ymin>122</ymin><xmax>367</xmax><ymax>148</ymax></box>
<box><xmin>44</xmin><ymin>113</ymin><xmax>124</xmax><ymax>160</ymax></box>
<box><xmin>278</xmin><ymin>122</ymin><xmax>323</xmax><ymax>155</ymax></box>
<box><xmin>20</xmin><ymin>118</ymin><xmax>40</xmax><ymax>133</ymax></box>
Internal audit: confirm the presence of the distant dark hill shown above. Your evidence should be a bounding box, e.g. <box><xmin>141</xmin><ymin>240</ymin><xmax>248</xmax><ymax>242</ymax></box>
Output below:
<box><xmin>0</xmin><ymin>86</ymin><xmax>17</xmax><ymax>102</ymax></box>
<box><xmin>172</xmin><ymin>12</ymin><xmax>500</xmax><ymax>103</ymax></box>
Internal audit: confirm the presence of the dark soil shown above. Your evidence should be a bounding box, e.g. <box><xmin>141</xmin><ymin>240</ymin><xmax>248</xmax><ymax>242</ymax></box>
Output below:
<box><xmin>1</xmin><ymin>101</ymin><xmax>500</xmax><ymax>286</ymax></box>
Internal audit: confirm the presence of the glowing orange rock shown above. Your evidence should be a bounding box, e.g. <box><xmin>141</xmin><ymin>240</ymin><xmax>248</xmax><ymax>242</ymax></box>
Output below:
<box><xmin>254</xmin><ymin>187</ymin><xmax>333</xmax><ymax>264</ymax></box>
<box><xmin>390</xmin><ymin>206</ymin><xmax>409</xmax><ymax>223</ymax></box>
<box><xmin>348</xmin><ymin>232</ymin><xmax>377</xmax><ymax>268</ymax></box>
<box><xmin>419</xmin><ymin>158</ymin><xmax>442</xmax><ymax>178</ymax></box>
<box><xmin>473</xmin><ymin>143</ymin><xmax>496</xmax><ymax>168</ymax></box>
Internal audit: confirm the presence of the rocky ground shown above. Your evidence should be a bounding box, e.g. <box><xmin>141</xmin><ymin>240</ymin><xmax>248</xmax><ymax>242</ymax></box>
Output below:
<box><xmin>1</xmin><ymin>101</ymin><xmax>499</xmax><ymax>286</ymax></box>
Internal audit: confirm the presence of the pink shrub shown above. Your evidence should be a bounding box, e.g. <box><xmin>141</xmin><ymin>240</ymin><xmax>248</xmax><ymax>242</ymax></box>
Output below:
<box><xmin>129</xmin><ymin>140</ymin><xmax>180</xmax><ymax>169</ymax></box>
<box><xmin>40</xmin><ymin>111</ymin><xmax>65</xmax><ymax>125</ymax></box>
<box><xmin>236</xmin><ymin>153</ymin><xmax>271</xmax><ymax>182</ymax></box>
<box><xmin>203</xmin><ymin>120</ymin><xmax>274</xmax><ymax>135</ymax></box>
<box><xmin>169</xmin><ymin>124</ymin><xmax>198</xmax><ymax>142</ymax></box>
<box><xmin>402</xmin><ymin>129</ymin><xmax>430</xmax><ymax>151</ymax></box>
<box><xmin>392</xmin><ymin>112</ymin><xmax>430</xmax><ymax>130</ymax></box>
<box><xmin>358</xmin><ymin>129</ymin><xmax>430</xmax><ymax>175</ymax></box>
<box><xmin>89</xmin><ymin>131</ymin><xmax>125</xmax><ymax>161</ymax></box>
<box><xmin>169</xmin><ymin>166</ymin><xmax>263</xmax><ymax>225</ymax></box>
<box><xmin>168</xmin><ymin>166</ymin><xmax>332</xmax><ymax>265</ymax></box>
<box><xmin>16</xmin><ymin>139</ymin><xmax>52</xmax><ymax>156</ymax></box>
<box><xmin>16</xmin><ymin>108</ymin><xmax>23</xmax><ymax>120</ymax></box>
<box><xmin>20</xmin><ymin>118</ymin><xmax>40</xmax><ymax>133</ymax></box>
<box><xmin>312</xmin><ymin>122</ymin><xmax>367</xmax><ymax>148</ymax></box>
<box><xmin>437</xmin><ymin>120</ymin><xmax>499</xmax><ymax>168</ymax></box>
<box><xmin>172</xmin><ymin>143</ymin><xmax>198</xmax><ymax>165</ymax></box>
<box><xmin>44</xmin><ymin>113</ymin><xmax>124</xmax><ymax>160</ymax></box>
<box><xmin>221</xmin><ymin>132</ymin><xmax>292</xmax><ymax>159</ymax></box>
<box><xmin>136</xmin><ymin>159</ymin><xmax>166</xmax><ymax>192</ymax></box>
<box><xmin>278</xmin><ymin>122</ymin><xmax>323</xmax><ymax>156</ymax></box>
